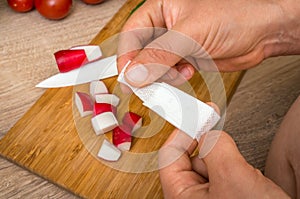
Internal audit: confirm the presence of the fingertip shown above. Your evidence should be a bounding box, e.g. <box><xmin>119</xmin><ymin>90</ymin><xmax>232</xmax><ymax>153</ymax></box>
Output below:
<box><xmin>117</xmin><ymin>56</ymin><xmax>128</xmax><ymax>73</ymax></box>
<box><xmin>198</xmin><ymin>130</ymin><xmax>241</xmax><ymax>165</ymax></box>
<box><xmin>117</xmin><ymin>51</ymin><xmax>139</xmax><ymax>73</ymax></box>
<box><xmin>206</xmin><ymin>102</ymin><xmax>221</xmax><ymax>115</ymax></box>
<box><xmin>162</xmin><ymin>129</ymin><xmax>197</xmax><ymax>155</ymax></box>
<box><xmin>198</xmin><ymin>130</ymin><xmax>222</xmax><ymax>159</ymax></box>
<box><xmin>198</xmin><ymin>131</ymin><xmax>262</xmax><ymax>187</ymax></box>
<box><xmin>158</xmin><ymin>63</ymin><xmax>195</xmax><ymax>87</ymax></box>
<box><xmin>124</xmin><ymin>61</ymin><xmax>172</xmax><ymax>88</ymax></box>
<box><xmin>119</xmin><ymin>83</ymin><xmax>133</xmax><ymax>94</ymax></box>
<box><xmin>178</xmin><ymin>64</ymin><xmax>195</xmax><ymax>80</ymax></box>
<box><xmin>124</xmin><ymin>63</ymin><xmax>150</xmax><ymax>87</ymax></box>
<box><xmin>159</xmin><ymin>129</ymin><xmax>197</xmax><ymax>169</ymax></box>
<box><xmin>191</xmin><ymin>156</ymin><xmax>208</xmax><ymax>180</ymax></box>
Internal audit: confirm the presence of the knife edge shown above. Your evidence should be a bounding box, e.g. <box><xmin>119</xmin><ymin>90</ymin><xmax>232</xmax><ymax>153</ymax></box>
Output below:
<box><xmin>36</xmin><ymin>55</ymin><xmax>118</xmax><ymax>88</ymax></box>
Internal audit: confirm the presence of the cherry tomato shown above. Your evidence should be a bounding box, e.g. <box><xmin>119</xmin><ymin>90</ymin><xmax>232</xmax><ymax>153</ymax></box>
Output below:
<box><xmin>7</xmin><ymin>0</ymin><xmax>34</xmax><ymax>12</ymax></box>
<box><xmin>81</xmin><ymin>0</ymin><xmax>105</xmax><ymax>5</ymax></box>
<box><xmin>35</xmin><ymin>0</ymin><xmax>72</xmax><ymax>20</ymax></box>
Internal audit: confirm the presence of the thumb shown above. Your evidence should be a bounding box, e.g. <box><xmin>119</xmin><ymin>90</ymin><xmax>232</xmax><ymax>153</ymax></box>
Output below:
<box><xmin>124</xmin><ymin>30</ymin><xmax>201</xmax><ymax>87</ymax></box>
<box><xmin>198</xmin><ymin>131</ymin><xmax>256</xmax><ymax>184</ymax></box>
<box><xmin>198</xmin><ymin>132</ymin><xmax>290</xmax><ymax>198</ymax></box>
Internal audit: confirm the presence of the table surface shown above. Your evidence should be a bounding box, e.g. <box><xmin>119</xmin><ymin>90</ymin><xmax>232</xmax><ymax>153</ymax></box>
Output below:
<box><xmin>0</xmin><ymin>0</ymin><xmax>126</xmax><ymax>198</ymax></box>
<box><xmin>1</xmin><ymin>0</ymin><xmax>300</xmax><ymax>197</ymax></box>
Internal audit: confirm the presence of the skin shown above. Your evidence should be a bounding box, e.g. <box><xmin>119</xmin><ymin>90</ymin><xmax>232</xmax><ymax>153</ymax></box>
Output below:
<box><xmin>265</xmin><ymin>96</ymin><xmax>300</xmax><ymax>199</ymax></box>
<box><xmin>117</xmin><ymin>0</ymin><xmax>300</xmax><ymax>88</ymax></box>
<box><xmin>158</xmin><ymin>103</ymin><xmax>289</xmax><ymax>198</ymax></box>
<box><xmin>159</xmin><ymin>129</ymin><xmax>290</xmax><ymax>199</ymax></box>
<box><xmin>116</xmin><ymin>0</ymin><xmax>300</xmax><ymax>197</ymax></box>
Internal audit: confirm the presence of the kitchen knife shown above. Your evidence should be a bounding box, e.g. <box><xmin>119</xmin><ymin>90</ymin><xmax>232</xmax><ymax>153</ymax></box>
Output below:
<box><xmin>36</xmin><ymin>54</ymin><xmax>118</xmax><ymax>88</ymax></box>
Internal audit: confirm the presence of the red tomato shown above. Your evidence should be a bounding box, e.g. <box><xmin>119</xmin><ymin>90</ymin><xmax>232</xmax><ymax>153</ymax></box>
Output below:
<box><xmin>7</xmin><ymin>0</ymin><xmax>34</xmax><ymax>12</ymax></box>
<box><xmin>35</xmin><ymin>0</ymin><xmax>72</xmax><ymax>20</ymax></box>
<box><xmin>81</xmin><ymin>0</ymin><xmax>105</xmax><ymax>5</ymax></box>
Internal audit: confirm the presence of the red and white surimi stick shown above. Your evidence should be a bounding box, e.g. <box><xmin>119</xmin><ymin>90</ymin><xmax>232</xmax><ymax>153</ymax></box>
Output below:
<box><xmin>75</xmin><ymin>92</ymin><xmax>93</xmax><ymax>117</ymax></box>
<box><xmin>90</xmin><ymin>80</ymin><xmax>108</xmax><ymax>99</ymax></box>
<box><xmin>70</xmin><ymin>45</ymin><xmax>102</xmax><ymax>62</ymax></box>
<box><xmin>54</xmin><ymin>49</ymin><xmax>87</xmax><ymax>73</ymax></box>
<box><xmin>97</xmin><ymin>139</ymin><xmax>121</xmax><ymax>161</ymax></box>
<box><xmin>95</xmin><ymin>94</ymin><xmax>120</xmax><ymax>107</ymax></box>
<box><xmin>91</xmin><ymin>112</ymin><xmax>118</xmax><ymax>135</ymax></box>
<box><xmin>122</xmin><ymin>112</ymin><xmax>142</xmax><ymax>132</ymax></box>
<box><xmin>93</xmin><ymin>103</ymin><xmax>117</xmax><ymax>116</ymax></box>
<box><xmin>113</xmin><ymin>125</ymin><xmax>132</xmax><ymax>151</ymax></box>
<box><xmin>91</xmin><ymin>102</ymin><xmax>118</xmax><ymax>135</ymax></box>
<box><xmin>54</xmin><ymin>45</ymin><xmax>102</xmax><ymax>73</ymax></box>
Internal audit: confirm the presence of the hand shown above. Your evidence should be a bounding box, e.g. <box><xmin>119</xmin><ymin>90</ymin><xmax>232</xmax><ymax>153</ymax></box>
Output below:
<box><xmin>158</xmin><ymin>129</ymin><xmax>290</xmax><ymax>198</ymax></box>
<box><xmin>117</xmin><ymin>0</ymin><xmax>300</xmax><ymax>89</ymax></box>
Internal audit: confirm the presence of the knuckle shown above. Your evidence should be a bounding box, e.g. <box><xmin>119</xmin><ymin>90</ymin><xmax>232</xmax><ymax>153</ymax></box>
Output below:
<box><xmin>144</xmin><ymin>48</ymin><xmax>171</xmax><ymax>64</ymax></box>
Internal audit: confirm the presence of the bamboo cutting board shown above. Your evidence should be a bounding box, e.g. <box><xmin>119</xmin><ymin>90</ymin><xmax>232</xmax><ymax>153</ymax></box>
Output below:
<box><xmin>0</xmin><ymin>0</ymin><xmax>243</xmax><ymax>198</ymax></box>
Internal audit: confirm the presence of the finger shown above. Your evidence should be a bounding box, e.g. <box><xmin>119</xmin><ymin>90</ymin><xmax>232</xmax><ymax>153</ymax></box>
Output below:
<box><xmin>117</xmin><ymin>51</ymin><xmax>139</xmax><ymax>74</ymax></box>
<box><xmin>191</xmin><ymin>156</ymin><xmax>208</xmax><ymax>180</ymax></box>
<box><xmin>118</xmin><ymin>0</ymin><xmax>167</xmax><ymax>56</ymax></box>
<box><xmin>158</xmin><ymin>67</ymin><xmax>180</xmax><ymax>83</ymax></box>
<box><xmin>158</xmin><ymin>63</ymin><xmax>195</xmax><ymax>86</ymax></box>
<box><xmin>123</xmin><ymin>29</ymin><xmax>204</xmax><ymax>87</ymax></box>
<box><xmin>159</xmin><ymin>129</ymin><xmax>197</xmax><ymax>170</ymax></box>
<box><xmin>206</xmin><ymin>101</ymin><xmax>221</xmax><ymax>115</ymax></box>
<box><xmin>117</xmin><ymin>0</ymin><xmax>167</xmax><ymax>69</ymax></box>
<box><xmin>117</xmin><ymin>28</ymin><xmax>166</xmax><ymax>72</ymax></box>
<box><xmin>124</xmin><ymin>49</ymin><xmax>181</xmax><ymax>87</ymax></box>
<box><xmin>176</xmin><ymin>62</ymin><xmax>195</xmax><ymax>81</ymax></box>
<box><xmin>117</xmin><ymin>28</ymin><xmax>166</xmax><ymax>93</ymax></box>
<box><xmin>119</xmin><ymin>82</ymin><xmax>133</xmax><ymax>94</ymax></box>
<box><xmin>198</xmin><ymin>131</ymin><xmax>255</xmax><ymax>185</ymax></box>
<box><xmin>117</xmin><ymin>52</ymin><xmax>139</xmax><ymax>94</ymax></box>
<box><xmin>197</xmin><ymin>102</ymin><xmax>220</xmax><ymax>159</ymax></box>
<box><xmin>197</xmin><ymin>130</ymin><xmax>291</xmax><ymax>197</ymax></box>
<box><xmin>117</xmin><ymin>1</ymin><xmax>167</xmax><ymax>91</ymax></box>
<box><xmin>159</xmin><ymin>129</ymin><xmax>207</xmax><ymax>197</ymax></box>
<box><xmin>190</xmin><ymin>102</ymin><xmax>219</xmax><ymax>179</ymax></box>
<box><xmin>119</xmin><ymin>56</ymin><xmax>195</xmax><ymax>92</ymax></box>
<box><xmin>159</xmin><ymin>102</ymin><xmax>220</xmax><ymax>197</ymax></box>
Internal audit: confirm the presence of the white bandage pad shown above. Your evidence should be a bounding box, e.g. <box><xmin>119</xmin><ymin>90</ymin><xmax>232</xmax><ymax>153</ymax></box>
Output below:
<box><xmin>117</xmin><ymin>62</ymin><xmax>220</xmax><ymax>140</ymax></box>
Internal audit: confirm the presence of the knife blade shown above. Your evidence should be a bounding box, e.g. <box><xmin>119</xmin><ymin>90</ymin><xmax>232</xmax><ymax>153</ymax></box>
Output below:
<box><xmin>36</xmin><ymin>55</ymin><xmax>118</xmax><ymax>88</ymax></box>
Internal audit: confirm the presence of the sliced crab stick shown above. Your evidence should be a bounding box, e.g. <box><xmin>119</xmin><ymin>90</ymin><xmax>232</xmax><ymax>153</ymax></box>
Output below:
<box><xmin>122</xmin><ymin>112</ymin><xmax>142</xmax><ymax>132</ymax></box>
<box><xmin>93</xmin><ymin>103</ymin><xmax>117</xmax><ymax>116</ymax></box>
<box><xmin>95</xmin><ymin>94</ymin><xmax>120</xmax><ymax>107</ymax></box>
<box><xmin>97</xmin><ymin>139</ymin><xmax>121</xmax><ymax>161</ymax></box>
<box><xmin>91</xmin><ymin>112</ymin><xmax>119</xmax><ymax>135</ymax></box>
<box><xmin>113</xmin><ymin>125</ymin><xmax>132</xmax><ymax>151</ymax></box>
<box><xmin>54</xmin><ymin>45</ymin><xmax>102</xmax><ymax>73</ymax></box>
<box><xmin>90</xmin><ymin>80</ymin><xmax>108</xmax><ymax>99</ymax></box>
<box><xmin>75</xmin><ymin>92</ymin><xmax>93</xmax><ymax>117</ymax></box>
<box><xmin>91</xmin><ymin>102</ymin><xmax>118</xmax><ymax>135</ymax></box>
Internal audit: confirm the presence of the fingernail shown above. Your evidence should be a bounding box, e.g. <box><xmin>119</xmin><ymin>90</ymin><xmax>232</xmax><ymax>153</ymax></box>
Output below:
<box><xmin>179</xmin><ymin>67</ymin><xmax>192</xmax><ymax>78</ymax></box>
<box><xmin>125</xmin><ymin>64</ymin><xmax>149</xmax><ymax>84</ymax></box>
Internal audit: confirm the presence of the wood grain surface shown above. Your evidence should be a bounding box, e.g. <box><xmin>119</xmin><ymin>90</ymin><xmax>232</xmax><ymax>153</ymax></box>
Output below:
<box><xmin>0</xmin><ymin>0</ymin><xmax>244</xmax><ymax>198</ymax></box>
<box><xmin>224</xmin><ymin>56</ymin><xmax>300</xmax><ymax>171</ymax></box>
<box><xmin>0</xmin><ymin>0</ymin><xmax>125</xmax><ymax>198</ymax></box>
<box><xmin>0</xmin><ymin>0</ymin><xmax>126</xmax><ymax>138</ymax></box>
<box><xmin>1</xmin><ymin>0</ymin><xmax>300</xmax><ymax>198</ymax></box>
